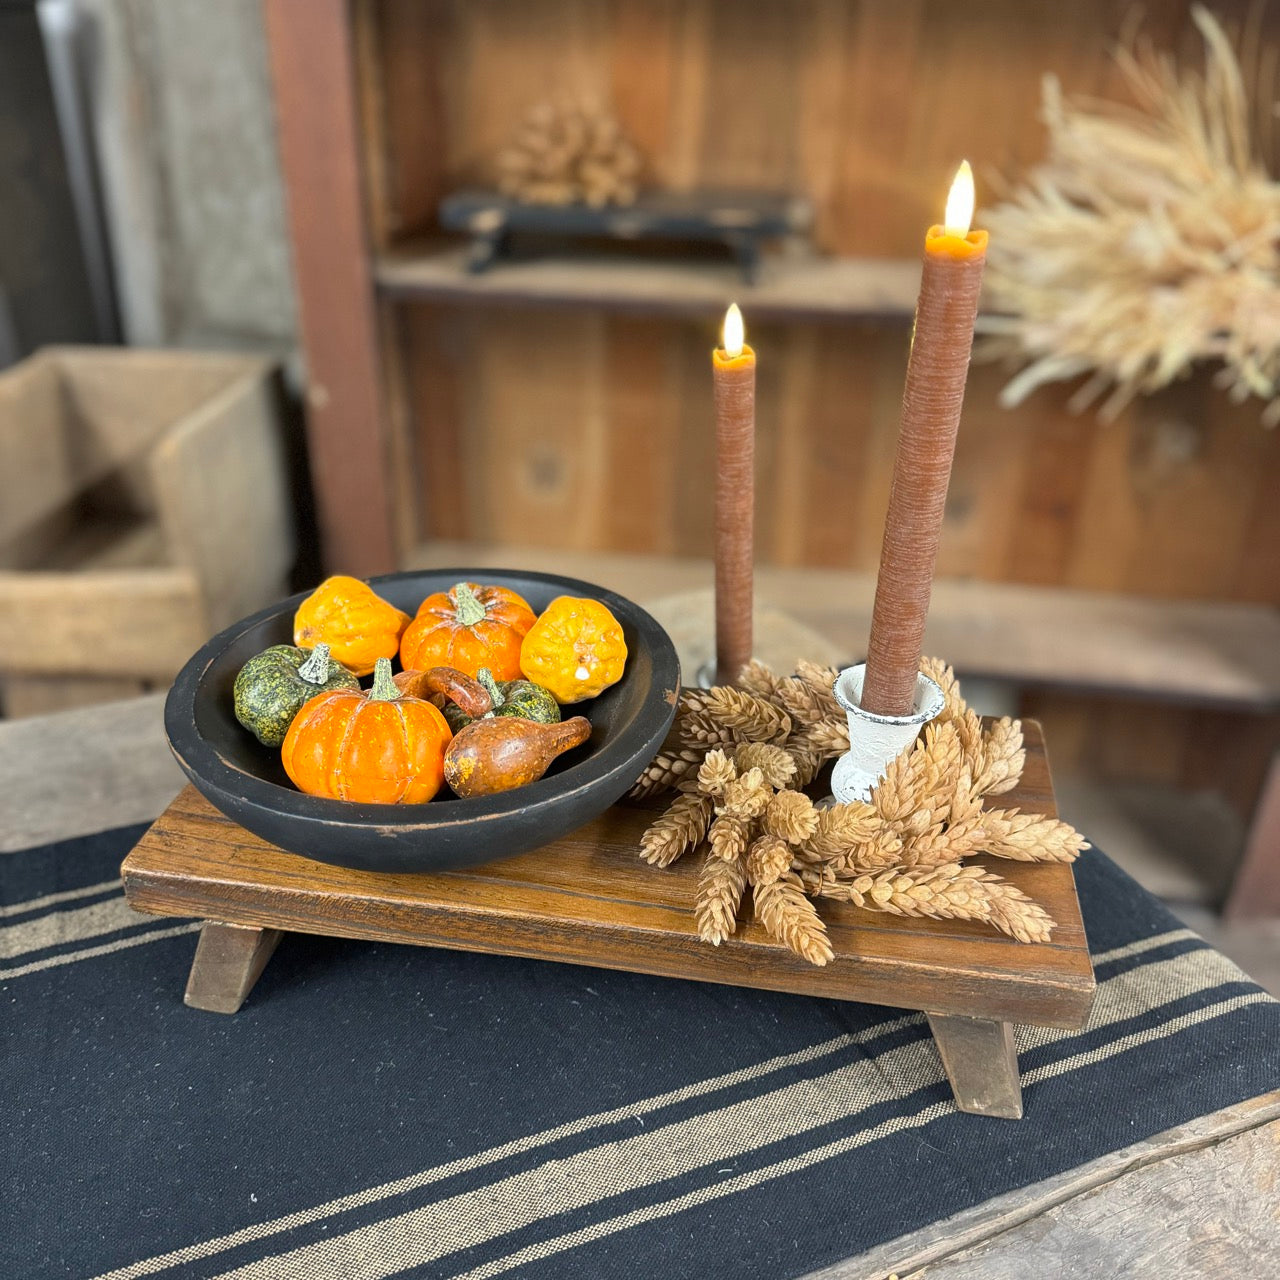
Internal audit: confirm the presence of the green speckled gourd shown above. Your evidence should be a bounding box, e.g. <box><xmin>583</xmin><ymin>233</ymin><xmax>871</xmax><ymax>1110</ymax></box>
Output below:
<box><xmin>233</xmin><ymin>643</ymin><xmax>360</xmax><ymax>746</ymax></box>
<box><xmin>477</xmin><ymin>668</ymin><xmax>561</xmax><ymax>724</ymax></box>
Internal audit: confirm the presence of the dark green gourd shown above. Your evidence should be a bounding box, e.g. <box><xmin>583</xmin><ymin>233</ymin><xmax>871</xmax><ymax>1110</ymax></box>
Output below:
<box><xmin>477</xmin><ymin>668</ymin><xmax>561</xmax><ymax>724</ymax></box>
<box><xmin>233</xmin><ymin>643</ymin><xmax>360</xmax><ymax>747</ymax></box>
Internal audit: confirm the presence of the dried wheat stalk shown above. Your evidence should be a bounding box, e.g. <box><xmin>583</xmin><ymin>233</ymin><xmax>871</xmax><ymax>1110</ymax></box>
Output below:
<box><xmin>978</xmin><ymin>7</ymin><xmax>1280</xmax><ymax>426</ymax></box>
<box><xmin>697</xmin><ymin>852</ymin><xmax>747</xmax><ymax>946</ymax></box>
<box><xmin>639</xmin><ymin>792</ymin><xmax>713</xmax><ymax>868</ymax></box>
<box><xmin>755</xmin><ymin>875</ymin><xmax>834</xmax><ymax>966</ymax></box>
<box><xmin>636</xmin><ymin>657</ymin><xmax>1087</xmax><ymax>965</ymax></box>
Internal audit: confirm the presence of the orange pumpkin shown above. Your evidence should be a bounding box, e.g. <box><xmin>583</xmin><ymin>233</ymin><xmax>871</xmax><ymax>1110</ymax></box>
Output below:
<box><xmin>400</xmin><ymin>582</ymin><xmax>536</xmax><ymax>681</ymax></box>
<box><xmin>293</xmin><ymin>575</ymin><xmax>410</xmax><ymax>677</ymax></box>
<box><xmin>281</xmin><ymin>658</ymin><xmax>452</xmax><ymax>803</ymax></box>
<box><xmin>519</xmin><ymin>596</ymin><xmax>628</xmax><ymax>703</ymax></box>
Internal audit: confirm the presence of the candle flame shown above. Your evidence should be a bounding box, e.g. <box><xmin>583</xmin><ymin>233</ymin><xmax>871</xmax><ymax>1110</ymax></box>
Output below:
<box><xmin>722</xmin><ymin>303</ymin><xmax>745</xmax><ymax>357</ymax></box>
<box><xmin>943</xmin><ymin>160</ymin><xmax>975</xmax><ymax>237</ymax></box>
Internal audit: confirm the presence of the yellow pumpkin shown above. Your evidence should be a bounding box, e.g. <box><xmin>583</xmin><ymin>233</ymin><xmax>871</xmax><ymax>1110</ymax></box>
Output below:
<box><xmin>293</xmin><ymin>575</ymin><xmax>410</xmax><ymax>677</ymax></box>
<box><xmin>519</xmin><ymin>596</ymin><xmax>627</xmax><ymax>704</ymax></box>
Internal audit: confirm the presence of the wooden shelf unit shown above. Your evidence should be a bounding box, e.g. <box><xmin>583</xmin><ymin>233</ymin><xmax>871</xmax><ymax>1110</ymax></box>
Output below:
<box><xmin>263</xmin><ymin>0</ymin><xmax>1280</xmax><ymax>898</ymax></box>
<box><xmin>375</xmin><ymin>241</ymin><xmax>921</xmax><ymax>322</ymax></box>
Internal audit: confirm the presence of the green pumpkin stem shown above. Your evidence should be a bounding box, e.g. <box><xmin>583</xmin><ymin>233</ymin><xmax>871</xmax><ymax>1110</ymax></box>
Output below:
<box><xmin>450</xmin><ymin>582</ymin><xmax>488</xmax><ymax>627</ymax></box>
<box><xmin>476</xmin><ymin>667</ymin><xmax>505</xmax><ymax>709</ymax></box>
<box><xmin>297</xmin><ymin>642</ymin><xmax>333</xmax><ymax>685</ymax></box>
<box><xmin>369</xmin><ymin>656</ymin><xmax>402</xmax><ymax>701</ymax></box>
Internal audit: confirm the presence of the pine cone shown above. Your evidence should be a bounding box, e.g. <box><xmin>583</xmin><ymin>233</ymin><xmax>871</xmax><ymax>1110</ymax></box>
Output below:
<box><xmin>708</xmin><ymin>814</ymin><xmax>750</xmax><ymax>862</ymax></box>
<box><xmin>763</xmin><ymin>790</ymin><xmax>819</xmax><ymax>844</ymax></box>
<box><xmin>696</xmin><ymin>748</ymin><xmax>737</xmax><ymax>797</ymax></box>
<box><xmin>734</xmin><ymin>743</ymin><xmax>797</xmax><ymax>790</ymax></box>
<box><xmin>496</xmin><ymin>98</ymin><xmax>641</xmax><ymax>207</ymax></box>
<box><xmin>787</xmin><ymin>742</ymin><xmax>826</xmax><ymax>788</ymax></box>
<box><xmin>746</xmin><ymin>835</ymin><xmax>793</xmax><ymax>886</ymax></box>
<box><xmin>717</xmin><ymin>769</ymin><xmax>771</xmax><ymax>821</ymax></box>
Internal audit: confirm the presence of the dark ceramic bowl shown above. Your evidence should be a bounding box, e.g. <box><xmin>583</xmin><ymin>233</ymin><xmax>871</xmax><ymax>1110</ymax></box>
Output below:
<box><xmin>164</xmin><ymin>569</ymin><xmax>680</xmax><ymax>872</ymax></box>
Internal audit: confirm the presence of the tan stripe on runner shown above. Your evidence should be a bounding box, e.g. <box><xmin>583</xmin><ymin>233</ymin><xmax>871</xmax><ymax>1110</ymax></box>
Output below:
<box><xmin>204</xmin><ymin>948</ymin><xmax>1258</xmax><ymax>1280</ymax></box>
<box><xmin>0</xmin><ymin>879</ymin><xmax>120</xmax><ymax>917</ymax></box>
<box><xmin>444</xmin><ymin>992</ymin><xmax>1273</xmax><ymax>1280</ymax></box>
<box><xmin>0</xmin><ymin>922</ymin><xmax>201</xmax><ymax>981</ymax></box>
<box><xmin>1</xmin><ymin>894</ymin><xmax>154</xmax><ymax>960</ymax></box>
<box><xmin>93</xmin><ymin>927</ymin><xmax>1201</xmax><ymax>1280</ymax></box>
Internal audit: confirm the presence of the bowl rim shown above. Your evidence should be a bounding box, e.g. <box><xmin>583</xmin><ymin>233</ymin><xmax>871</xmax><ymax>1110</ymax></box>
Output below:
<box><xmin>164</xmin><ymin>566</ymin><xmax>681</xmax><ymax>831</ymax></box>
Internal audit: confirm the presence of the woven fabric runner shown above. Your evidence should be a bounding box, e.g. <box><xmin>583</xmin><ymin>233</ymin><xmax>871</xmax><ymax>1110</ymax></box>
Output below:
<box><xmin>3</xmin><ymin>823</ymin><xmax>1278</xmax><ymax>1280</ymax></box>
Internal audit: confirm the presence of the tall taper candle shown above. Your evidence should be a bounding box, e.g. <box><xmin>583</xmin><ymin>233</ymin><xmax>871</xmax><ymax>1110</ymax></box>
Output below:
<box><xmin>862</xmin><ymin>161</ymin><xmax>987</xmax><ymax>716</ymax></box>
<box><xmin>712</xmin><ymin>303</ymin><xmax>756</xmax><ymax>687</ymax></box>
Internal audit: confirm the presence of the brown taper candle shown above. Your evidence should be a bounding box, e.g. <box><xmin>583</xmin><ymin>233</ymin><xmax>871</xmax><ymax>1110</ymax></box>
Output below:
<box><xmin>712</xmin><ymin>303</ymin><xmax>755</xmax><ymax>687</ymax></box>
<box><xmin>862</xmin><ymin>162</ymin><xmax>988</xmax><ymax>715</ymax></box>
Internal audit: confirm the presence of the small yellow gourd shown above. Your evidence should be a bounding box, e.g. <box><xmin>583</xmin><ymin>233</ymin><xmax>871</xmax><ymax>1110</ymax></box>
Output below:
<box><xmin>293</xmin><ymin>575</ymin><xmax>410</xmax><ymax>677</ymax></box>
<box><xmin>519</xmin><ymin>596</ymin><xmax>627</xmax><ymax>704</ymax></box>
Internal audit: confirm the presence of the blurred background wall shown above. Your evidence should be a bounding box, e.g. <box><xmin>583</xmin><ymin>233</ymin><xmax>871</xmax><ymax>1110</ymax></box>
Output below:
<box><xmin>0</xmin><ymin>0</ymin><xmax>295</xmax><ymax>363</ymax></box>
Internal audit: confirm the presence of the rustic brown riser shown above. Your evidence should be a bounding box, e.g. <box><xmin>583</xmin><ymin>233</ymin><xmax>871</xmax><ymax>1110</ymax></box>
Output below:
<box><xmin>122</xmin><ymin>720</ymin><xmax>1093</xmax><ymax>1119</ymax></box>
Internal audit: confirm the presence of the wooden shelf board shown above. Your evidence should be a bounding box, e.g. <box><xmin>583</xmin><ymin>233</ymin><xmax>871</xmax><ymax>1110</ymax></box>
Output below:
<box><xmin>406</xmin><ymin>543</ymin><xmax>1280</xmax><ymax>714</ymax></box>
<box><xmin>374</xmin><ymin>241</ymin><xmax>921</xmax><ymax>321</ymax></box>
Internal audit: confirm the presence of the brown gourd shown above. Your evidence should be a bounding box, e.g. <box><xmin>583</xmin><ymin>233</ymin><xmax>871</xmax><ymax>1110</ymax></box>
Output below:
<box><xmin>394</xmin><ymin>666</ymin><xmax>493</xmax><ymax>719</ymax></box>
<box><xmin>443</xmin><ymin>715</ymin><xmax>592</xmax><ymax>798</ymax></box>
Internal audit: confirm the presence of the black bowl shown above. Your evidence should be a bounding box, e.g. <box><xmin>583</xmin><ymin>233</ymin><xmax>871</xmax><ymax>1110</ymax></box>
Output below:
<box><xmin>164</xmin><ymin>569</ymin><xmax>680</xmax><ymax>872</ymax></box>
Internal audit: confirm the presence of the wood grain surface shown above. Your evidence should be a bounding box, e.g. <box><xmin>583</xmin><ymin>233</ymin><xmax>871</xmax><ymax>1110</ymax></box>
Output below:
<box><xmin>122</xmin><ymin>721</ymin><xmax>1095</xmax><ymax>1028</ymax></box>
<box><xmin>264</xmin><ymin>0</ymin><xmax>396</xmax><ymax>577</ymax></box>
<box><xmin>807</xmin><ymin>1091</ymin><xmax>1280</xmax><ymax>1280</ymax></box>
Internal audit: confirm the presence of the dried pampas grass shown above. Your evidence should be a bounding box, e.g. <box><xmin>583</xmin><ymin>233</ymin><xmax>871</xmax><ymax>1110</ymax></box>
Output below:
<box><xmin>979</xmin><ymin>7</ymin><xmax>1280</xmax><ymax>426</ymax></box>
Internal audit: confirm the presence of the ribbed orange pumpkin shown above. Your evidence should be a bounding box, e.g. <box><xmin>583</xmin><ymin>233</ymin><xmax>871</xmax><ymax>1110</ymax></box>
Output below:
<box><xmin>400</xmin><ymin>582</ymin><xmax>536</xmax><ymax>681</ymax></box>
<box><xmin>281</xmin><ymin>659</ymin><xmax>452</xmax><ymax>803</ymax></box>
<box><xmin>293</xmin><ymin>575</ymin><xmax>411</xmax><ymax>677</ymax></box>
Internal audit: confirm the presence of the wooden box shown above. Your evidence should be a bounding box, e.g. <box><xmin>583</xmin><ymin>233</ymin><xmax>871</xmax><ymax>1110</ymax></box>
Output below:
<box><xmin>0</xmin><ymin>348</ymin><xmax>297</xmax><ymax>717</ymax></box>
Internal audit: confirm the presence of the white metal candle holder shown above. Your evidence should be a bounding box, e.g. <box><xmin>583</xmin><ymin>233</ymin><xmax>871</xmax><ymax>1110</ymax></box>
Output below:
<box><xmin>830</xmin><ymin>664</ymin><xmax>945</xmax><ymax>803</ymax></box>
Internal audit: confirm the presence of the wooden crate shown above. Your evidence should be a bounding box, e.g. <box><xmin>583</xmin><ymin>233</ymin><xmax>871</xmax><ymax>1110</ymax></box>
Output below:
<box><xmin>0</xmin><ymin>348</ymin><xmax>297</xmax><ymax>717</ymax></box>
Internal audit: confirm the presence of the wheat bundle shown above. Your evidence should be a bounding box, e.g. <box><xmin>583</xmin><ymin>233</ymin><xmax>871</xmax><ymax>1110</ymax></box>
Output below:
<box><xmin>979</xmin><ymin>7</ymin><xmax>1280</xmax><ymax>426</ymax></box>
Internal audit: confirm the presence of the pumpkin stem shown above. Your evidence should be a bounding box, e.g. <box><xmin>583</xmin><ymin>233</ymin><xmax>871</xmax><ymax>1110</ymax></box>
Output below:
<box><xmin>476</xmin><ymin>667</ymin><xmax>505</xmax><ymax>709</ymax></box>
<box><xmin>450</xmin><ymin>582</ymin><xmax>487</xmax><ymax>627</ymax></box>
<box><xmin>369</xmin><ymin>656</ymin><xmax>402</xmax><ymax>702</ymax></box>
<box><xmin>297</xmin><ymin>643</ymin><xmax>334</xmax><ymax>685</ymax></box>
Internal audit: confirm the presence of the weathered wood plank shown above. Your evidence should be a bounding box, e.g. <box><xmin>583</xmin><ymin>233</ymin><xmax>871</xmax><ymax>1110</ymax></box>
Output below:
<box><xmin>122</xmin><ymin>720</ymin><xmax>1096</xmax><ymax>1029</ymax></box>
<box><xmin>910</xmin><ymin>1116</ymin><xmax>1280</xmax><ymax>1277</ymax></box>
<box><xmin>264</xmin><ymin>0</ymin><xmax>396</xmax><ymax>575</ymax></box>
<box><xmin>804</xmin><ymin>1091</ymin><xmax>1280</xmax><ymax>1280</ymax></box>
<box><xmin>184</xmin><ymin>922</ymin><xmax>283</xmax><ymax>1014</ymax></box>
<box><xmin>0</xmin><ymin>692</ymin><xmax>182</xmax><ymax>852</ymax></box>
<box><xmin>406</xmin><ymin>544</ymin><xmax>1280</xmax><ymax>712</ymax></box>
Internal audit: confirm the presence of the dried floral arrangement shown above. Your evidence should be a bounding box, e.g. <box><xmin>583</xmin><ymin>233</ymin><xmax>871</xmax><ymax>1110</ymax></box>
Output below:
<box><xmin>632</xmin><ymin>658</ymin><xmax>1088</xmax><ymax>966</ymax></box>
<box><xmin>978</xmin><ymin>7</ymin><xmax>1280</xmax><ymax>425</ymax></box>
<box><xmin>496</xmin><ymin>98</ymin><xmax>642</xmax><ymax>208</ymax></box>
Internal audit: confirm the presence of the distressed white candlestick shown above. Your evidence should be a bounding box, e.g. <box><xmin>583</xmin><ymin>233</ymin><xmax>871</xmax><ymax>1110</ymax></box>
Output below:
<box><xmin>830</xmin><ymin>664</ymin><xmax>945</xmax><ymax>803</ymax></box>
